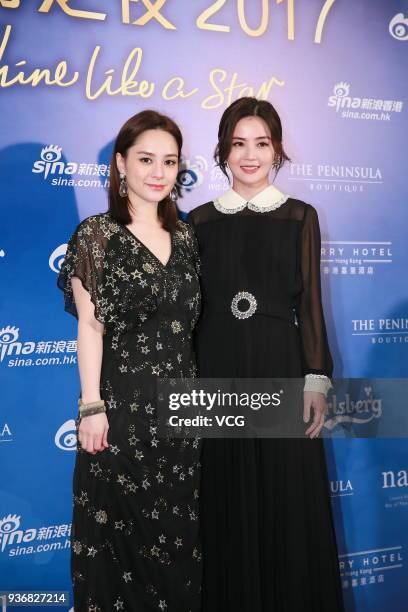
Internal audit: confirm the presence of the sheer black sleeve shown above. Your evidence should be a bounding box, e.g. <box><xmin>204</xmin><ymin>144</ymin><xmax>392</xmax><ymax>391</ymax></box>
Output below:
<box><xmin>297</xmin><ymin>205</ymin><xmax>333</xmax><ymax>377</ymax></box>
<box><xmin>57</xmin><ymin>215</ymin><xmax>108</xmax><ymax>324</ymax></box>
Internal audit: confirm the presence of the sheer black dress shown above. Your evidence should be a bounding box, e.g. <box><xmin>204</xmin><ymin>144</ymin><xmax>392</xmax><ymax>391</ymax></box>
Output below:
<box><xmin>58</xmin><ymin>213</ymin><xmax>202</xmax><ymax>612</ymax></box>
<box><xmin>188</xmin><ymin>189</ymin><xmax>344</xmax><ymax>612</ymax></box>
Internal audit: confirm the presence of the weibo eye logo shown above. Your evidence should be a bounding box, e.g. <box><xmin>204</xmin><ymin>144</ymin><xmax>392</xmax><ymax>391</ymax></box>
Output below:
<box><xmin>40</xmin><ymin>145</ymin><xmax>62</xmax><ymax>163</ymax></box>
<box><xmin>176</xmin><ymin>156</ymin><xmax>208</xmax><ymax>192</ymax></box>
<box><xmin>0</xmin><ymin>514</ymin><xmax>20</xmax><ymax>535</ymax></box>
<box><xmin>0</xmin><ymin>325</ymin><xmax>19</xmax><ymax>345</ymax></box>
<box><xmin>49</xmin><ymin>244</ymin><xmax>67</xmax><ymax>273</ymax></box>
<box><xmin>55</xmin><ymin>419</ymin><xmax>77</xmax><ymax>451</ymax></box>
<box><xmin>389</xmin><ymin>13</ymin><xmax>408</xmax><ymax>41</ymax></box>
<box><xmin>332</xmin><ymin>82</ymin><xmax>350</xmax><ymax>99</ymax></box>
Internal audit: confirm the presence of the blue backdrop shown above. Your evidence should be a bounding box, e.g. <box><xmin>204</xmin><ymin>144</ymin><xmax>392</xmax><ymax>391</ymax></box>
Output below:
<box><xmin>1</xmin><ymin>2</ymin><xmax>407</xmax><ymax>610</ymax></box>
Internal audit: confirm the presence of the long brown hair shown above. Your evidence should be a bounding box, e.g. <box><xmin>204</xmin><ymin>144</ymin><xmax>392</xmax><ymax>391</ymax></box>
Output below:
<box><xmin>215</xmin><ymin>97</ymin><xmax>290</xmax><ymax>181</ymax></box>
<box><xmin>109</xmin><ymin>110</ymin><xmax>181</xmax><ymax>232</ymax></box>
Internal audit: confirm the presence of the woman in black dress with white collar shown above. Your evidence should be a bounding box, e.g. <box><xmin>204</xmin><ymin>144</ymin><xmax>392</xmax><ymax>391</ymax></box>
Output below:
<box><xmin>188</xmin><ymin>97</ymin><xmax>344</xmax><ymax>612</ymax></box>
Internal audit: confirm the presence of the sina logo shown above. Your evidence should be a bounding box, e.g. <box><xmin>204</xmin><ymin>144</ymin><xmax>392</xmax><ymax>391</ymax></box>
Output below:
<box><xmin>49</xmin><ymin>244</ymin><xmax>67</xmax><ymax>273</ymax></box>
<box><xmin>55</xmin><ymin>419</ymin><xmax>77</xmax><ymax>451</ymax></box>
<box><xmin>0</xmin><ymin>326</ymin><xmax>35</xmax><ymax>363</ymax></box>
<box><xmin>327</xmin><ymin>82</ymin><xmax>356</xmax><ymax>112</ymax></box>
<box><xmin>389</xmin><ymin>14</ymin><xmax>408</xmax><ymax>41</ymax></box>
<box><xmin>324</xmin><ymin>386</ymin><xmax>382</xmax><ymax>431</ymax></box>
<box><xmin>176</xmin><ymin>156</ymin><xmax>208</xmax><ymax>192</ymax></box>
<box><xmin>32</xmin><ymin>145</ymin><xmax>78</xmax><ymax>180</ymax></box>
<box><xmin>0</xmin><ymin>515</ymin><xmax>27</xmax><ymax>553</ymax></box>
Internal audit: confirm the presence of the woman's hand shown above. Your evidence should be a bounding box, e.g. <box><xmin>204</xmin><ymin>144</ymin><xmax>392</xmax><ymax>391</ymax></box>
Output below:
<box><xmin>303</xmin><ymin>391</ymin><xmax>327</xmax><ymax>438</ymax></box>
<box><xmin>77</xmin><ymin>412</ymin><xmax>109</xmax><ymax>454</ymax></box>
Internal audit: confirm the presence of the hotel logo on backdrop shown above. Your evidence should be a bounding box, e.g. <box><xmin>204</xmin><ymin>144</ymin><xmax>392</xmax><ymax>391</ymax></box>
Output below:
<box><xmin>351</xmin><ymin>318</ymin><xmax>408</xmax><ymax>345</ymax></box>
<box><xmin>339</xmin><ymin>545</ymin><xmax>403</xmax><ymax>590</ymax></box>
<box><xmin>378</xmin><ymin>469</ymin><xmax>408</xmax><ymax>513</ymax></box>
<box><xmin>383</xmin><ymin>469</ymin><xmax>408</xmax><ymax>491</ymax></box>
<box><xmin>320</xmin><ymin>241</ymin><xmax>392</xmax><ymax>277</ymax></box>
<box><xmin>330</xmin><ymin>479</ymin><xmax>354</xmax><ymax>497</ymax></box>
<box><xmin>0</xmin><ymin>422</ymin><xmax>13</xmax><ymax>444</ymax></box>
<box><xmin>327</xmin><ymin>82</ymin><xmax>403</xmax><ymax>121</ymax></box>
<box><xmin>289</xmin><ymin>162</ymin><xmax>383</xmax><ymax>195</ymax></box>
<box><xmin>0</xmin><ymin>326</ymin><xmax>77</xmax><ymax>367</ymax></box>
<box><xmin>382</xmin><ymin>468</ymin><xmax>408</xmax><ymax>512</ymax></box>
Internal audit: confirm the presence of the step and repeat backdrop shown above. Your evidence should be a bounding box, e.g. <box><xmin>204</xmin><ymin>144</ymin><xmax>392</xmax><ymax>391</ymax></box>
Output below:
<box><xmin>0</xmin><ymin>1</ymin><xmax>407</xmax><ymax>610</ymax></box>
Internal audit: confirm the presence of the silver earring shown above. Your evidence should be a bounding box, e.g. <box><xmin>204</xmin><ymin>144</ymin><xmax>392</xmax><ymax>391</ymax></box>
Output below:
<box><xmin>170</xmin><ymin>186</ymin><xmax>178</xmax><ymax>203</ymax></box>
<box><xmin>272</xmin><ymin>156</ymin><xmax>281</xmax><ymax>170</ymax></box>
<box><xmin>119</xmin><ymin>172</ymin><xmax>128</xmax><ymax>198</ymax></box>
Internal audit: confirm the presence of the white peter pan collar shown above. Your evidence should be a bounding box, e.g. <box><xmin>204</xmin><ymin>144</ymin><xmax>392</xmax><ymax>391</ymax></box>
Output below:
<box><xmin>213</xmin><ymin>184</ymin><xmax>288</xmax><ymax>214</ymax></box>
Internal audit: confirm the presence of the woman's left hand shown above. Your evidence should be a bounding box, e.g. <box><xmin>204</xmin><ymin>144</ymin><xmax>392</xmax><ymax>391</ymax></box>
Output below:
<box><xmin>303</xmin><ymin>391</ymin><xmax>327</xmax><ymax>438</ymax></box>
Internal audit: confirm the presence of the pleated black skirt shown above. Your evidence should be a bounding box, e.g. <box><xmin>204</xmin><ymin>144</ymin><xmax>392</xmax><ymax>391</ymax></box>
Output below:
<box><xmin>196</xmin><ymin>313</ymin><xmax>344</xmax><ymax>611</ymax></box>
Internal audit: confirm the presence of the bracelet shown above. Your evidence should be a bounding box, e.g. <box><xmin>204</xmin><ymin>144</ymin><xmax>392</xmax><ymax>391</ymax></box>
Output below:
<box><xmin>303</xmin><ymin>374</ymin><xmax>332</xmax><ymax>397</ymax></box>
<box><xmin>78</xmin><ymin>398</ymin><xmax>106</xmax><ymax>418</ymax></box>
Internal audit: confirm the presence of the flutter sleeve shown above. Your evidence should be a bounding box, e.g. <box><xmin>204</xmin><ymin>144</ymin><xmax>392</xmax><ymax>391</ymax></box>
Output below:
<box><xmin>297</xmin><ymin>205</ymin><xmax>333</xmax><ymax>395</ymax></box>
<box><xmin>57</xmin><ymin>216</ymin><xmax>108</xmax><ymax>324</ymax></box>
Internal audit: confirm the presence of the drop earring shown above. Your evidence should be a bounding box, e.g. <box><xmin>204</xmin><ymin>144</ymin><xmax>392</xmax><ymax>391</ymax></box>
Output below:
<box><xmin>170</xmin><ymin>186</ymin><xmax>178</xmax><ymax>203</ymax></box>
<box><xmin>272</xmin><ymin>155</ymin><xmax>282</xmax><ymax>170</ymax></box>
<box><xmin>119</xmin><ymin>172</ymin><xmax>128</xmax><ymax>198</ymax></box>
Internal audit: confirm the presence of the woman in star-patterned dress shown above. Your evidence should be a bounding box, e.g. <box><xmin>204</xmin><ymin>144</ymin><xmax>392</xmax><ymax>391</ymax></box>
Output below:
<box><xmin>58</xmin><ymin>111</ymin><xmax>201</xmax><ymax>611</ymax></box>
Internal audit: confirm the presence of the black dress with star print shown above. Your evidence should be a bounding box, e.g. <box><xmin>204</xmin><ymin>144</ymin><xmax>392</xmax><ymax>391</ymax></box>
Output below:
<box><xmin>58</xmin><ymin>212</ymin><xmax>202</xmax><ymax>612</ymax></box>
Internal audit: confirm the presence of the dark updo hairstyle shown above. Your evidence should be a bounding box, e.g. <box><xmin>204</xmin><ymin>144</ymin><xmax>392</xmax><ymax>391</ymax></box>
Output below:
<box><xmin>109</xmin><ymin>110</ymin><xmax>181</xmax><ymax>233</ymax></box>
<box><xmin>215</xmin><ymin>97</ymin><xmax>290</xmax><ymax>181</ymax></box>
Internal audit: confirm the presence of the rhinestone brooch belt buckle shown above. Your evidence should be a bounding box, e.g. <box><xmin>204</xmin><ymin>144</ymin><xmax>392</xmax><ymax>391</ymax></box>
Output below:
<box><xmin>231</xmin><ymin>291</ymin><xmax>257</xmax><ymax>320</ymax></box>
